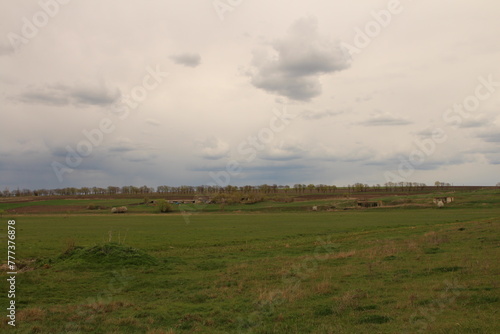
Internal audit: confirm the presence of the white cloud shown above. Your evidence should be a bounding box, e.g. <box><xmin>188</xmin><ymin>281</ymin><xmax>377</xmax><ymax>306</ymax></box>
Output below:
<box><xmin>0</xmin><ymin>1</ymin><xmax>499</xmax><ymax>188</ymax></box>
<box><xmin>196</xmin><ymin>136</ymin><xmax>230</xmax><ymax>160</ymax></box>
<box><xmin>258</xmin><ymin>142</ymin><xmax>306</xmax><ymax>161</ymax></box>
<box><xmin>248</xmin><ymin>17</ymin><xmax>350</xmax><ymax>101</ymax></box>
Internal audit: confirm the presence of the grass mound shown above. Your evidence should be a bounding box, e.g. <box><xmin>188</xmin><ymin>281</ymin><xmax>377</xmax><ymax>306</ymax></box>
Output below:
<box><xmin>58</xmin><ymin>242</ymin><xmax>158</xmax><ymax>267</ymax></box>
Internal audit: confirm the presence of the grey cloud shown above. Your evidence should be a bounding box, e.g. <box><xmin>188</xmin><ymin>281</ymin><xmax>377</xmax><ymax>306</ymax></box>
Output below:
<box><xmin>108</xmin><ymin>145</ymin><xmax>135</xmax><ymax>153</ymax></box>
<box><xmin>13</xmin><ymin>83</ymin><xmax>120</xmax><ymax>107</ymax></box>
<box><xmin>355</xmin><ymin>96</ymin><xmax>372</xmax><ymax>103</ymax></box>
<box><xmin>259</xmin><ymin>144</ymin><xmax>306</xmax><ymax>161</ymax></box>
<box><xmin>145</xmin><ymin>118</ymin><xmax>161</xmax><ymax>126</ymax></box>
<box><xmin>50</xmin><ymin>147</ymin><xmax>69</xmax><ymax>158</ymax></box>
<box><xmin>71</xmin><ymin>86</ymin><xmax>120</xmax><ymax>106</ymax></box>
<box><xmin>169</xmin><ymin>53</ymin><xmax>201</xmax><ymax>67</ymax></box>
<box><xmin>103</xmin><ymin>142</ymin><xmax>158</xmax><ymax>163</ymax></box>
<box><xmin>16</xmin><ymin>87</ymin><xmax>70</xmax><ymax>106</ymax></box>
<box><xmin>122</xmin><ymin>151</ymin><xmax>157</xmax><ymax>163</ymax></box>
<box><xmin>339</xmin><ymin>150</ymin><xmax>375</xmax><ymax>163</ymax></box>
<box><xmin>106</xmin><ymin>138</ymin><xmax>151</xmax><ymax>155</ymax></box>
<box><xmin>248</xmin><ymin>17</ymin><xmax>350</xmax><ymax>101</ymax></box>
<box><xmin>188</xmin><ymin>162</ymin><xmax>307</xmax><ymax>173</ymax></box>
<box><xmin>301</xmin><ymin>109</ymin><xmax>344</xmax><ymax>120</ymax></box>
<box><xmin>359</xmin><ymin>112</ymin><xmax>412</xmax><ymax>126</ymax></box>
<box><xmin>415</xmin><ymin>128</ymin><xmax>435</xmax><ymax>138</ymax></box>
<box><xmin>486</xmin><ymin>153</ymin><xmax>500</xmax><ymax>164</ymax></box>
<box><xmin>478</xmin><ymin>131</ymin><xmax>500</xmax><ymax>143</ymax></box>
<box><xmin>468</xmin><ymin>148</ymin><xmax>500</xmax><ymax>165</ymax></box>
<box><xmin>189</xmin><ymin>162</ymin><xmax>310</xmax><ymax>187</ymax></box>
<box><xmin>458</xmin><ymin>118</ymin><xmax>491</xmax><ymax>129</ymax></box>
<box><xmin>376</xmin><ymin>152</ymin><xmax>472</xmax><ymax>171</ymax></box>
<box><xmin>313</xmin><ymin>146</ymin><xmax>375</xmax><ymax>164</ymax></box>
<box><xmin>0</xmin><ymin>42</ymin><xmax>14</xmax><ymax>56</ymax></box>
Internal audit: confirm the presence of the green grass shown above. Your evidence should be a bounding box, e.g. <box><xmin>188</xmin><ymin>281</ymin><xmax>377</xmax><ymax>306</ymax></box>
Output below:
<box><xmin>0</xmin><ymin>193</ymin><xmax>499</xmax><ymax>333</ymax></box>
<box><xmin>1</xmin><ymin>188</ymin><xmax>498</xmax><ymax>215</ymax></box>
<box><xmin>0</xmin><ymin>198</ymin><xmax>147</xmax><ymax>212</ymax></box>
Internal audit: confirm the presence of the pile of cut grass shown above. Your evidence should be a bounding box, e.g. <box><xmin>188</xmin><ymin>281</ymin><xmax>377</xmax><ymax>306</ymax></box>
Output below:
<box><xmin>56</xmin><ymin>242</ymin><xmax>158</xmax><ymax>267</ymax></box>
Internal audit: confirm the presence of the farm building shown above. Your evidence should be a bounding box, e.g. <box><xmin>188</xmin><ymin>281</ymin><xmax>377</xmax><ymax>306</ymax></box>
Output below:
<box><xmin>433</xmin><ymin>197</ymin><xmax>454</xmax><ymax>204</ymax></box>
<box><xmin>168</xmin><ymin>199</ymin><xmax>196</xmax><ymax>204</ymax></box>
<box><xmin>195</xmin><ymin>196</ymin><xmax>212</xmax><ymax>204</ymax></box>
<box><xmin>357</xmin><ymin>201</ymin><xmax>382</xmax><ymax>208</ymax></box>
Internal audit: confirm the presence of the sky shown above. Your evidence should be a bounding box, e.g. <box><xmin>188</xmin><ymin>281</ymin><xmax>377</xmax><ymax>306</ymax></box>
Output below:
<box><xmin>1</xmin><ymin>0</ymin><xmax>499</xmax><ymax>190</ymax></box>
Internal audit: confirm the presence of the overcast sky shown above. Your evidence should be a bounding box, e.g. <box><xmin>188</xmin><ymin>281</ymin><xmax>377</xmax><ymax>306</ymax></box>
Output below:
<box><xmin>1</xmin><ymin>0</ymin><xmax>499</xmax><ymax>190</ymax></box>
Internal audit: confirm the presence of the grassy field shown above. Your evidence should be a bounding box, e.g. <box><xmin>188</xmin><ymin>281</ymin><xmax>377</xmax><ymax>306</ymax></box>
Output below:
<box><xmin>0</xmin><ymin>189</ymin><xmax>499</xmax><ymax>333</ymax></box>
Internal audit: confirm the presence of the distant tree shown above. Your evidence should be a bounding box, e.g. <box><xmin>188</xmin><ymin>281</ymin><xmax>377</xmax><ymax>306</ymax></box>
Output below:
<box><xmin>259</xmin><ymin>184</ymin><xmax>270</xmax><ymax>194</ymax></box>
<box><xmin>353</xmin><ymin>183</ymin><xmax>367</xmax><ymax>192</ymax></box>
<box><xmin>156</xmin><ymin>199</ymin><xmax>173</xmax><ymax>213</ymax></box>
<box><xmin>107</xmin><ymin>186</ymin><xmax>119</xmax><ymax>195</ymax></box>
<box><xmin>80</xmin><ymin>187</ymin><xmax>91</xmax><ymax>195</ymax></box>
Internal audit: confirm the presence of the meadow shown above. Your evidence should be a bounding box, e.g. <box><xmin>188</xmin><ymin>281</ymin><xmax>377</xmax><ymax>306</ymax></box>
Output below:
<box><xmin>0</xmin><ymin>189</ymin><xmax>499</xmax><ymax>333</ymax></box>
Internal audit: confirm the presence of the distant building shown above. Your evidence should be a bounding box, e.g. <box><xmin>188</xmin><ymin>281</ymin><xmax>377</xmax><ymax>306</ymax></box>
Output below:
<box><xmin>433</xmin><ymin>197</ymin><xmax>454</xmax><ymax>204</ymax></box>
<box><xmin>357</xmin><ymin>201</ymin><xmax>382</xmax><ymax>208</ymax></box>
<box><xmin>168</xmin><ymin>199</ymin><xmax>196</xmax><ymax>204</ymax></box>
<box><xmin>196</xmin><ymin>196</ymin><xmax>212</xmax><ymax>204</ymax></box>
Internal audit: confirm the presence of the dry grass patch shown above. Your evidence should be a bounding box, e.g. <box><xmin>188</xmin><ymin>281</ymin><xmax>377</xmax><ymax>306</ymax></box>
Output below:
<box><xmin>107</xmin><ymin>317</ymin><xmax>141</xmax><ymax>327</ymax></box>
<box><xmin>16</xmin><ymin>307</ymin><xmax>45</xmax><ymax>322</ymax></box>
<box><xmin>281</xmin><ymin>284</ymin><xmax>308</xmax><ymax>302</ymax></box>
<box><xmin>146</xmin><ymin>330</ymin><xmax>177</xmax><ymax>334</ymax></box>
<box><xmin>330</xmin><ymin>250</ymin><xmax>357</xmax><ymax>259</ymax></box>
<box><xmin>257</xmin><ymin>284</ymin><xmax>308</xmax><ymax>303</ymax></box>
<box><xmin>333</xmin><ymin>289</ymin><xmax>368</xmax><ymax>314</ymax></box>
<box><xmin>82</xmin><ymin>300</ymin><xmax>133</xmax><ymax>314</ymax></box>
<box><xmin>422</xmin><ymin>231</ymin><xmax>449</xmax><ymax>245</ymax></box>
<box><xmin>363</xmin><ymin>240</ymin><xmax>400</xmax><ymax>260</ymax></box>
<box><xmin>313</xmin><ymin>280</ymin><xmax>335</xmax><ymax>295</ymax></box>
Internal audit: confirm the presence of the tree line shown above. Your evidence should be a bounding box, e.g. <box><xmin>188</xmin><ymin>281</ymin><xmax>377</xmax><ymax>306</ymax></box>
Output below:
<box><xmin>0</xmin><ymin>181</ymin><xmax>455</xmax><ymax>198</ymax></box>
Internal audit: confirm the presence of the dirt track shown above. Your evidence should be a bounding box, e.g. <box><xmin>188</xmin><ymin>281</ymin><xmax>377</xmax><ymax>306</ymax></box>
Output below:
<box><xmin>6</xmin><ymin>205</ymin><xmax>86</xmax><ymax>214</ymax></box>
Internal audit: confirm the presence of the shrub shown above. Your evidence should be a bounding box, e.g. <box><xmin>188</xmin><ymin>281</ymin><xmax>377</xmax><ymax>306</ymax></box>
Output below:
<box><xmin>156</xmin><ymin>199</ymin><xmax>173</xmax><ymax>213</ymax></box>
<box><xmin>111</xmin><ymin>206</ymin><xmax>127</xmax><ymax>213</ymax></box>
